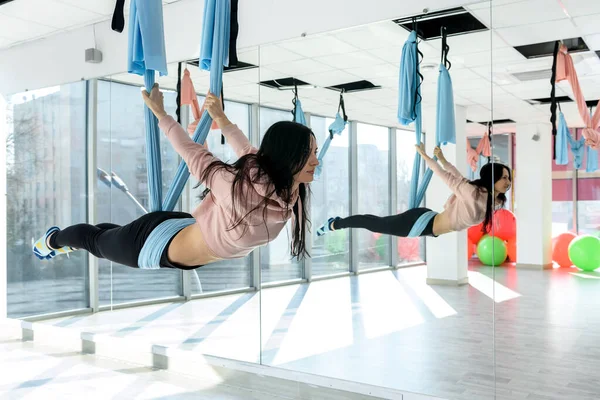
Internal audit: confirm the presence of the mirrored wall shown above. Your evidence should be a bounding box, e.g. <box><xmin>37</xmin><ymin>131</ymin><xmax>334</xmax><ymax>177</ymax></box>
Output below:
<box><xmin>6</xmin><ymin>0</ymin><xmax>600</xmax><ymax>399</ymax></box>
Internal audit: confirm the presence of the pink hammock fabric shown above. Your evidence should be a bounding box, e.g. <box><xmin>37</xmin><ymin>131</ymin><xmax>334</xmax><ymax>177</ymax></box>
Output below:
<box><xmin>466</xmin><ymin>134</ymin><xmax>492</xmax><ymax>171</ymax></box>
<box><xmin>180</xmin><ymin>68</ymin><xmax>219</xmax><ymax>134</ymax></box>
<box><xmin>556</xmin><ymin>44</ymin><xmax>600</xmax><ymax>149</ymax></box>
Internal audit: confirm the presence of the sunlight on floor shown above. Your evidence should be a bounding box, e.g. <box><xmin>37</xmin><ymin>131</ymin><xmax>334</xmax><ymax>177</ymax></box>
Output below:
<box><xmin>468</xmin><ymin>270</ymin><xmax>522</xmax><ymax>303</ymax></box>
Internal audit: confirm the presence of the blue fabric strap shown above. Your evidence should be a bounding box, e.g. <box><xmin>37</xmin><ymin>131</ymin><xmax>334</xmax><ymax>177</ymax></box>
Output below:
<box><xmin>138</xmin><ymin>218</ymin><xmax>196</xmax><ymax>269</ymax></box>
<box><xmin>294</xmin><ymin>99</ymin><xmax>308</xmax><ymax>126</ymax></box>
<box><xmin>407</xmin><ymin>211</ymin><xmax>438</xmax><ymax>237</ymax></box>
<box><xmin>162</xmin><ymin>0</ymin><xmax>230</xmax><ymax>211</ymax></box>
<box><xmin>556</xmin><ymin>112</ymin><xmax>598</xmax><ymax>172</ymax></box>
<box><xmin>398</xmin><ymin>35</ymin><xmax>457</xmax><ymax>209</ymax></box>
<box><xmin>315</xmin><ymin>113</ymin><xmax>347</xmax><ymax>177</ymax></box>
<box><xmin>128</xmin><ymin>0</ymin><xmax>169</xmax><ymax>212</ymax></box>
<box><xmin>397</xmin><ymin>31</ymin><xmax>424</xmax><ymax>209</ymax></box>
<box><xmin>412</xmin><ymin>64</ymin><xmax>457</xmax><ymax>206</ymax></box>
<box><xmin>555</xmin><ymin>112</ymin><xmax>569</xmax><ymax>165</ymax></box>
<box><xmin>587</xmin><ymin>144</ymin><xmax>598</xmax><ymax>172</ymax></box>
<box><xmin>127</xmin><ymin>0</ymin><xmax>168</xmax><ymax>77</ymax></box>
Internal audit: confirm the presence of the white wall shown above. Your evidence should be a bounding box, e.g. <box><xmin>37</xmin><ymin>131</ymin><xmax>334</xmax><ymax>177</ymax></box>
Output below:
<box><xmin>515</xmin><ymin>123</ymin><xmax>553</xmax><ymax>268</ymax></box>
<box><xmin>425</xmin><ymin>105</ymin><xmax>468</xmax><ymax>284</ymax></box>
<box><xmin>0</xmin><ymin>0</ymin><xmax>480</xmax><ymax>95</ymax></box>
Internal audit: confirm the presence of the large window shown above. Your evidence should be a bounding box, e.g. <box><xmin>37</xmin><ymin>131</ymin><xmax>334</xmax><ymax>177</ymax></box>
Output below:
<box><xmin>6</xmin><ymin>83</ymin><xmax>88</xmax><ymax>318</ymax></box>
<box><xmin>259</xmin><ymin>107</ymin><xmax>301</xmax><ymax>283</ymax></box>
<box><xmin>96</xmin><ymin>79</ymin><xmax>182</xmax><ymax>306</ymax></box>
<box><xmin>357</xmin><ymin>123</ymin><xmax>390</xmax><ymax>270</ymax></box>
<box><xmin>396</xmin><ymin>130</ymin><xmax>425</xmax><ymax>265</ymax></box>
<box><xmin>310</xmin><ymin>116</ymin><xmax>350</xmax><ymax>277</ymax></box>
<box><xmin>189</xmin><ymin>97</ymin><xmax>253</xmax><ymax>294</ymax></box>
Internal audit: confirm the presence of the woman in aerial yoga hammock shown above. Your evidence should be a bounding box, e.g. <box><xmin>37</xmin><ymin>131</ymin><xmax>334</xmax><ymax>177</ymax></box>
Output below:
<box><xmin>317</xmin><ymin>145</ymin><xmax>511</xmax><ymax>238</ymax></box>
<box><xmin>33</xmin><ymin>84</ymin><xmax>319</xmax><ymax>270</ymax></box>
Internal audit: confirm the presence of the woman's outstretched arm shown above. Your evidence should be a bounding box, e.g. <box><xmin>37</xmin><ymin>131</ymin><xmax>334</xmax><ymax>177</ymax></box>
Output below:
<box><xmin>204</xmin><ymin>93</ymin><xmax>255</xmax><ymax>158</ymax></box>
<box><xmin>434</xmin><ymin>146</ymin><xmax>464</xmax><ymax>178</ymax></box>
<box><xmin>416</xmin><ymin>143</ymin><xmax>466</xmax><ymax>193</ymax></box>
<box><xmin>142</xmin><ymin>84</ymin><xmax>233</xmax><ymax>199</ymax></box>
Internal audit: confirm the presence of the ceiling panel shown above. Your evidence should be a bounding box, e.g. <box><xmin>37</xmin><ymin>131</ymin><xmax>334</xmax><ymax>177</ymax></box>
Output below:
<box><xmin>54</xmin><ymin>0</ymin><xmax>117</xmax><ymax>15</ymax></box>
<box><xmin>278</xmin><ymin>35</ymin><xmax>358</xmax><ymax>58</ymax></box>
<box><xmin>366</xmin><ymin>45</ymin><xmax>403</xmax><ymax>64</ymax></box>
<box><xmin>496</xmin><ymin>19</ymin><xmax>579</xmax><ymax>46</ymax></box>
<box><xmin>0</xmin><ymin>0</ymin><xmax>102</xmax><ymax>29</ymax></box>
<box><xmin>267</xmin><ymin>58</ymin><xmax>335</xmax><ymax>76</ymax></box>
<box><xmin>466</xmin><ymin>0</ymin><xmax>529</xmax><ymax>11</ymax></box>
<box><xmin>428</xmin><ymin>31</ymin><xmax>508</xmax><ymax>55</ymax></box>
<box><xmin>259</xmin><ymin>44</ymin><xmax>304</xmax><ymax>65</ymax></box>
<box><xmin>585</xmin><ymin>34</ymin><xmax>600</xmax><ymax>51</ymax></box>
<box><xmin>559</xmin><ymin>0</ymin><xmax>600</xmax><ymax>18</ymax></box>
<box><xmin>314</xmin><ymin>51</ymin><xmax>387</xmax><ymax>70</ymax></box>
<box><xmin>296</xmin><ymin>70</ymin><xmax>361</xmax><ymax>88</ymax></box>
<box><xmin>333</xmin><ymin>21</ymin><xmax>409</xmax><ymax>50</ymax></box>
<box><xmin>471</xmin><ymin>0</ymin><xmax>567</xmax><ymax>29</ymax></box>
<box><xmin>0</xmin><ymin>13</ymin><xmax>55</xmax><ymax>42</ymax></box>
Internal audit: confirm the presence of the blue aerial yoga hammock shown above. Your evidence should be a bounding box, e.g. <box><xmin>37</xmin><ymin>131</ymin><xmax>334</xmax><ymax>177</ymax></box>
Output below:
<box><xmin>315</xmin><ymin>91</ymin><xmax>348</xmax><ymax>178</ymax></box>
<box><xmin>128</xmin><ymin>0</ymin><xmax>230</xmax><ymax>268</ymax></box>
<box><xmin>291</xmin><ymin>81</ymin><xmax>308</xmax><ymax>126</ymax></box>
<box><xmin>128</xmin><ymin>0</ymin><xmax>230</xmax><ymax>212</ymax></box>
<box><xmin>127</xmin><ymin>0</ymin><xmax>169</xmax><ymax>212</ymax></box>
<box><xmin>397</xmin><ymin>26</ymin><xmax>456</xmax><ymax>237</ymax></box>
<box><xmin>556</xmin><ymin>109</ymin><xmax>598</xmax><ymax>172</ymax></box>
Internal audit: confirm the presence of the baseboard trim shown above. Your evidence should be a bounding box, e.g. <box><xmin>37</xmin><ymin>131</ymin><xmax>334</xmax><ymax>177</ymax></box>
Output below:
<box><xmin>516</xmin><ymin>262</ymin><xmax>553</xmax><ymax>270</ymax></box>
<box><xmin>426</xmin><ymin>277</ymin><xmax>469</xmax><ymax>286</ymax></box>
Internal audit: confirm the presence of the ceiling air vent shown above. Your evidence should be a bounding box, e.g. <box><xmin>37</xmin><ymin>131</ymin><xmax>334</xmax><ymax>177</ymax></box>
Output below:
<box><xmin>326</xmin><ymin>80</ymin><xmax>381</xmax><ymax>93</ymax></box>
<box><xmin>527</xmin><ymin>96</ymin><xmax>599</xmax><ymax>107</ymax></box>
<box><xmin>467</xmin><ymin>118</ymin><xmax>516</xmax><ymax>125</ymax></box>
<box><xmin>511</xmin><ymin>69</ymin><xmax>552</xmax><ymax>82</ymax></box>
<box><xmin>186</xmin><ymin>59</ymin><xmax>258</xmax><ymax>73</ymax></box>
<box><xmin>393</xmin><ymin>7</ymin><xmax>488</xmax><ymax>41</ymax></box>
<box><xmin>259</xmin><ymin>78</ymin><xmax>311</xmax><ymax>90</ymax></box>
<box><xmin>515</xmin><ymin>38</ymin><xmax>588</xmax><ymax>59</ymax></box>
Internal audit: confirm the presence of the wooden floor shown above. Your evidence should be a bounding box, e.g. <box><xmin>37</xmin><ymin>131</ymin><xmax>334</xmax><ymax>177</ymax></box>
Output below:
<box><xmin>39</xmin><ymin>264</ymin><xmax>600</xmax><ymax>400</ymax></box>
<box><xmin>0</xmin><ymin>328</ymin><xmax>293</xmax><ymax>400</ymax></box>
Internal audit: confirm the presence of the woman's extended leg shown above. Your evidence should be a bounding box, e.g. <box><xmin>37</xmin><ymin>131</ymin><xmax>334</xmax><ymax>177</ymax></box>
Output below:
<box><xmin>317</xmin><ymin>208</ymin><xmax>437</xmax><ymax>237</ymax></box>
<box><xmin>34</xmin><ymin>211</ymin><xmax>192</xmax><ymax>268</ymax></box>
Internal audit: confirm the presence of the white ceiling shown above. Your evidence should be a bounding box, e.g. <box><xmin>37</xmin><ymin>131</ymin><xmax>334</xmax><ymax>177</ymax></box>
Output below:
<box><xmin>0</xmin><ymin>0</ymin><xmax>181</xmax><ymax>48</ymax></box>
<box><xmin>3</xmin><ymin>0</ymin><xmax>600</xmax><ymax>134</ymax></box>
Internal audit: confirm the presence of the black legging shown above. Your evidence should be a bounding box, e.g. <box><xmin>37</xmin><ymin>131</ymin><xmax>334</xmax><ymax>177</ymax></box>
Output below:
<box><xmin>49</xmin><ymin>211</ymin><xmax>202</xmax><ymax>270</ymax></box>
<box><xmin>333</xmin><ymin>207</ymin><xmax>437</xmax><ymax>237</ymax></box>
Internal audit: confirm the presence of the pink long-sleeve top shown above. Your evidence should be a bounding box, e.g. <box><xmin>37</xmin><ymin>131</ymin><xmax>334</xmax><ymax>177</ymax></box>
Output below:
<box><xmin>424</xmin><ymin>157</ymin><xmax>488</xmax><ymax>232</ymax></box>
<box><xmin>158</xmin><ymin>115</ymin><xmax>300</xmax><ymax>259</ymax></box>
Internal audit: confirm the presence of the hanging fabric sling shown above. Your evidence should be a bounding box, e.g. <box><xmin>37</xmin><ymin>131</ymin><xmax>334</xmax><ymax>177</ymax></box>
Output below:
<box><xmin>397</xmin><ymin>25</ymin><xmax>457</xmax><ymax>236</ymax></box>
<box><xmin>291</xmin><ymin>81</ymin><xmax>308</xmax><ymax>126</ymax></box>
<box><xmin>556</xmin><ymin>106</ymin><xmax>599</xmax><ymax>172</ymax></box>
<box><xmin>551</xmin><ymin>42</ymin><xmax>600</xmax><ymax>152</ymax></box>
<box><xmin>315</xmin><ymin>91</ymin><xmax>348</xmax><ymax>177</ymax></box>
<box><xmin>128</xmin><ymin>0</ymin><xmax>231</xmax><ymax>213</ymax></box>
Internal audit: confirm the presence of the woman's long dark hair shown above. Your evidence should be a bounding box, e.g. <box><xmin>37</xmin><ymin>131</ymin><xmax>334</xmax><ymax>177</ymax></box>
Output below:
<box><xmin>198</xmin><ymin>121</ymin><xmax>314</xmax><ymax>259</ymax></box>
<box><xmin>469</xmin><ymin>162</ymin><xmax>512</xmax><ymax>234</ymax></box>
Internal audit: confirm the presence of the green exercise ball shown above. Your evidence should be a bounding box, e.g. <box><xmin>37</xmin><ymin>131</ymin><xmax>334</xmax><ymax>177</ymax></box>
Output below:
<box><xmin>568</xmin><ymin>235</ymin><xmax>600</xmax><ymax>271</ymax></box>
<box><xmin>476</xmin><ymin>235</ymin><xmax>507</xmax><ymax>266</ymax></box>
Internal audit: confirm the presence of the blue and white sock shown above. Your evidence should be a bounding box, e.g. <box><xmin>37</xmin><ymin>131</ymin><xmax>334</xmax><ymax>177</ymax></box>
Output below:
<box><xmin>316</xmin><ymin>217</ymin><xmax>340</xmax><ymax>237</ymax></box>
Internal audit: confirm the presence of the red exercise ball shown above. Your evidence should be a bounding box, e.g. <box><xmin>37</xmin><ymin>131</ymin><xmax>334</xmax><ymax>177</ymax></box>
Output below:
<box><xmin>468</xmin><ymin>223</ymin><xmax>484</xmax><ymax>244</ymax></box>
<box><xmin>552</xmin><ymin>232</ymin><xmax>577</xmax><ymax>267</ymax></box>
<box><xmin>506</xmin><ymin>238</ymin><xmax>517</xmax><ymax>262</ymax></box>
<box><xmin>492</xmin><ymin>209</ymin><xmax>517</xmax><ymax>241</ymax></box>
